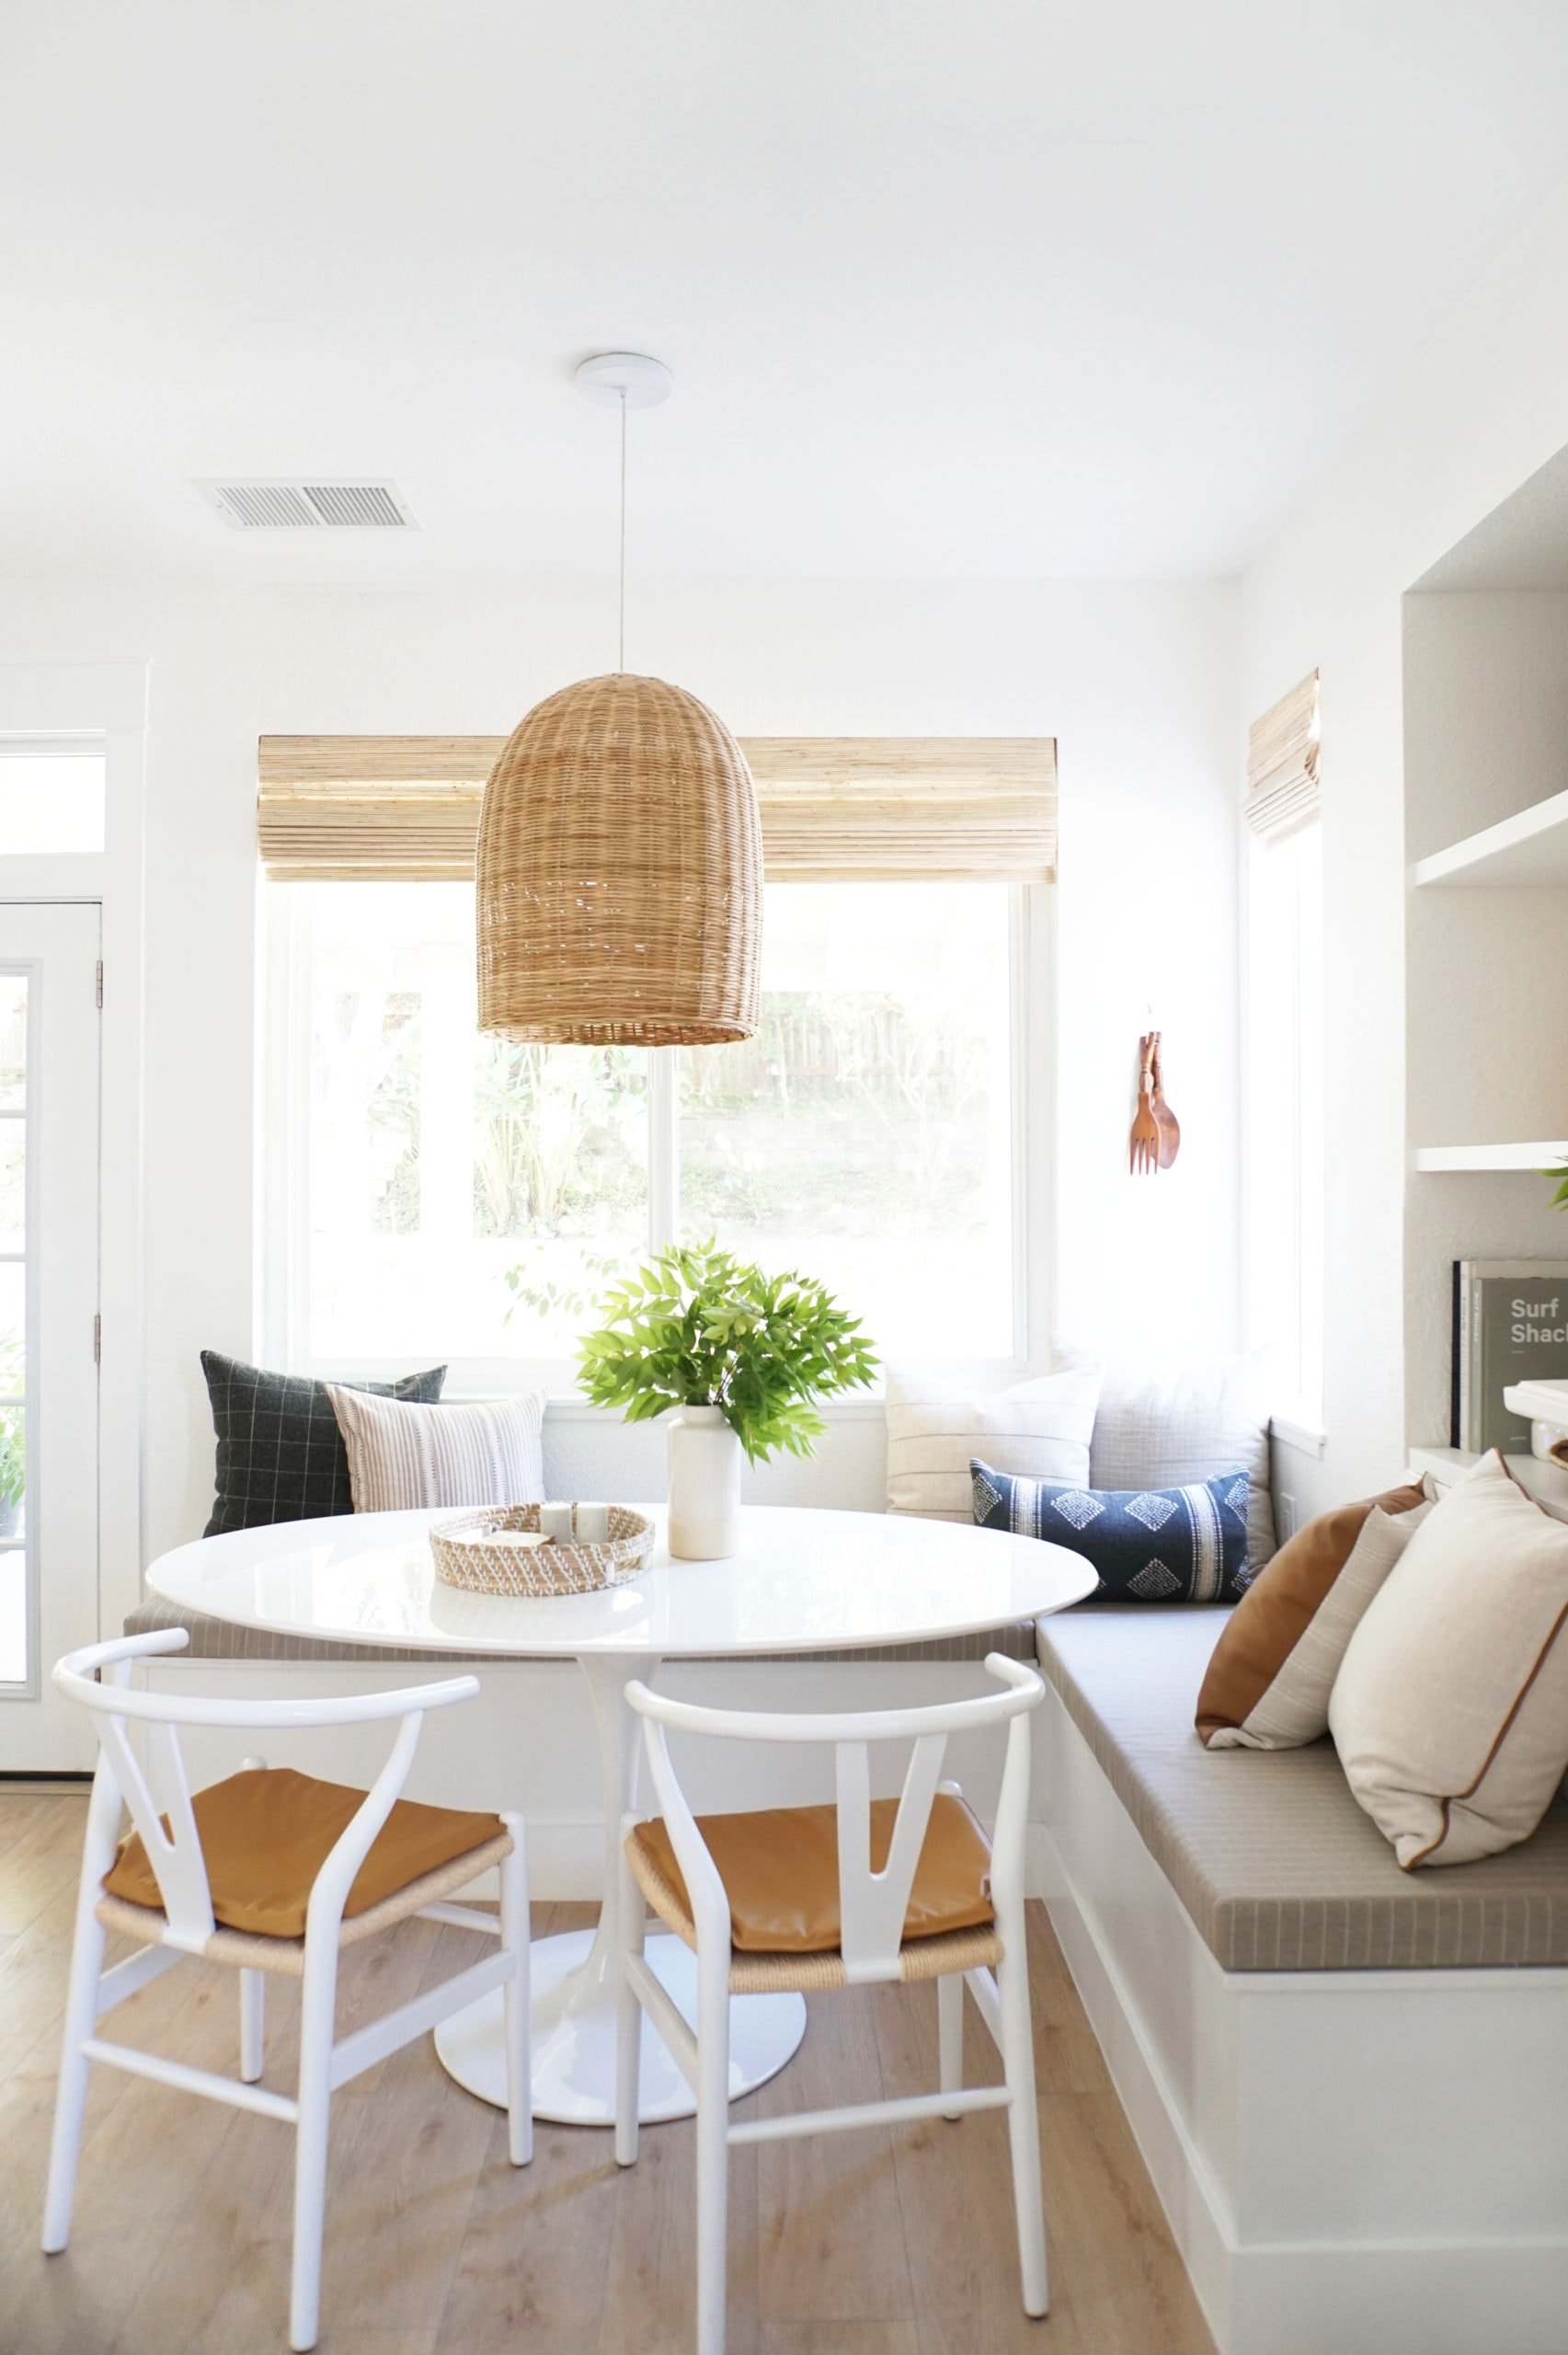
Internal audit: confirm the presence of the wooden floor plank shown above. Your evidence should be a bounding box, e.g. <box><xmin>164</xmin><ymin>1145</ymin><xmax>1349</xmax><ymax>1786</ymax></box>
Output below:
<box><xmin>874</xmin><ymin>1965</ymin><xmax>1092</xmax><ymax>2355</ymax></box>
<box><xmin>1024</xmin><ymin>1904</ymin><xmax>1112</xmax><ymax>2097</ymax></box>
<box><xmin>0</xmin><ymin>1795</ymin><xmax>1215</xmax><ymax>2355</ymax></box>
<box><xmin>0</xmin><ymin>1795</ymin><xmax>85</xmax><ymax>1937</ymax></box>
<box><xmin>763</xmin><ymin>2326</ymin><xmax>922</xmax><ymax>2355</ymax></box>
<box><xmin>753</xmin><ymin>1980</ymin><xmax>909</xmax><ymax>2328</ymax></box>
<box><xmin>1036</xmin><ymin>2089</ymin><xmax>1215</xmax><ymax>2355</ymax></box>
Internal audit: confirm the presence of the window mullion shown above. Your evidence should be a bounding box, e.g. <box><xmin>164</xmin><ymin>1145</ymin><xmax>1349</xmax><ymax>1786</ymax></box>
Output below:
<box><xmin>647</xmin><ymin>1046</ymin><xmax>680</xmax><ymax>1250</ymax></box>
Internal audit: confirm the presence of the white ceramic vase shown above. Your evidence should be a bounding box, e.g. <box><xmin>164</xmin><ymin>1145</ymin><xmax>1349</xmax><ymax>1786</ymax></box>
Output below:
<box><xmin>667</xmin><ymin>1404</ymin><xmax>743</xmax><ymax>1560</ymax></box>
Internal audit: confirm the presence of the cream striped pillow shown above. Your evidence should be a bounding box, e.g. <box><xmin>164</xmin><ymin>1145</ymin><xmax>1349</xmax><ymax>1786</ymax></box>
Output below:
<box><xmin>326</xmin><ymin>1387</ymin><xmax>544</xmax><ymax>1513</ymax></box>
<box><xmin>884</xmin><ymin>1368</ymin><xmax>1101</xmax><ymax>1522</ymax></box>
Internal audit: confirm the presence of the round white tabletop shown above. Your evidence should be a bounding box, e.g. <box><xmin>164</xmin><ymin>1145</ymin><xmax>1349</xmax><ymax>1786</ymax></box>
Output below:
<box><xmin>144</xmin><ymin>1501</ymin><xmax>1094</xmax><ymax>1660</ymax></box>
<box><xmin>147</xmin><ymin>1503</ymin><xmax>1095</xmax><ymax>2129</ymax></box>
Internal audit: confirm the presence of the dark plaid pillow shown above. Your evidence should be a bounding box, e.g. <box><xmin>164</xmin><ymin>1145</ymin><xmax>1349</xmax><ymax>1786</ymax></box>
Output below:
<box><xmin>200</xmin><ymin>1351</ymin><xmax>447</xmax><ymax>1536</ymax></box>
<box><xmin>971</xmin><ymin>1456</ymin><xmax>1251</xmax><ymax>1603</ymax></box>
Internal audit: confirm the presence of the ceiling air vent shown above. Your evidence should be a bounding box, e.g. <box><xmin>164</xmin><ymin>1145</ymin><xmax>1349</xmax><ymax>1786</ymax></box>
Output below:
<box><xmin>195</xmin><ymin>479</ymin><xmax>416</xmax><ymax>530</ymax></box>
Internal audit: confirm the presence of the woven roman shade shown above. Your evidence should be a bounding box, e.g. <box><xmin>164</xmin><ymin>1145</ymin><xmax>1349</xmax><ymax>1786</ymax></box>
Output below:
<box><xmin>1245</xmin><ymin>670</ymin><xmax>1320</xmax><ymax>845</ymax></box>
<box><xmin>258</xmin><ymin>735</ymin><xmax>1057</xmax><ymax>885</ymax></box>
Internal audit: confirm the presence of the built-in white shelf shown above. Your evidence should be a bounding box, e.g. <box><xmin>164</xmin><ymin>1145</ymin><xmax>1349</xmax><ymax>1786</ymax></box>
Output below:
<box><xmin>1413</xmin><ymin>786</ymin><xmax>1568</xmax><ymax>887</ymax></box>
<box><xmin>1409</xmin><ymin>1444</ymin><xmax>1568</xmax><ymax>1523</ymax></box>
<box><xmin>1413</xmin><ymin>1141</ymin><xmax>1568</xmax><ymax>1173</ymax></box>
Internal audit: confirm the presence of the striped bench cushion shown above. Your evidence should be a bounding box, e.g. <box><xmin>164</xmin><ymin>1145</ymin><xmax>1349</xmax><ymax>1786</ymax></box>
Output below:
<box><xmin>123</xmin><ymin>1595</ymin><xmax>1039</xmax><ymax>1669</ymax></box>
<box><xmin>1036</xmin><ymin>1606</ymin><xmax>1568</xmax><ymax>1970</ymax></box>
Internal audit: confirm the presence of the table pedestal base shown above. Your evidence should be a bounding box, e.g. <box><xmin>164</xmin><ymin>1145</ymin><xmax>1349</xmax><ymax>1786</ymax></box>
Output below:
<box><xmin>435</xmin><ymin>1925</ymin><xmax>807</xmax><ymax>2126</ymax></box>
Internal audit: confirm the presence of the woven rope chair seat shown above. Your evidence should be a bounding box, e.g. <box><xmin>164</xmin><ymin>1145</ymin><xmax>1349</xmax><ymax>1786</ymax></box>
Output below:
<box><xmin>95</xmin><ymin>1831</ymin><xmax>513</xmax><ymax>1981</ymax></box>
<box><xmin>625</xmin><ymin>1829</ymin><xmax>1002</xmax><ymax>1993</ymax></box>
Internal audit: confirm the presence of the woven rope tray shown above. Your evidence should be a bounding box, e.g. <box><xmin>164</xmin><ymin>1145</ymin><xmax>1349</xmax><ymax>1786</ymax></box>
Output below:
<box><xmin>429</xmin><ymin>1503</ymin><xmax>654</xmax><ymax>1598</ymax></box>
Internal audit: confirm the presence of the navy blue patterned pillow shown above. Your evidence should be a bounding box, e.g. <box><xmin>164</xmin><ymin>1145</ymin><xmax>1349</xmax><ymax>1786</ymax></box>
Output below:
<box><xmin>970</xmin><ymin>1457</ymin><xmax>1252</xmax><ymax>1603</ymax></box>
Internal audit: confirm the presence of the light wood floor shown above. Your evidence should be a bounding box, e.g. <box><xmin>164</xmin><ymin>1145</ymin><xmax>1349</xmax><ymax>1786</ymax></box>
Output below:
<box><xmin>0</xmin><ymin>1793</ymin><xmax>1214</xmax><ymax>2355</ymax></box>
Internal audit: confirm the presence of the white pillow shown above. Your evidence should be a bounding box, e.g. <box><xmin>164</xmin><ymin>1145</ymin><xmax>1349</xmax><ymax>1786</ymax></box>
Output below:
<box><xmin>326</xmin><ymin>1387</ymin><xmax>545</xmax><ymax>1514</ymax></box>
<box><xmin>1064</xmin><ymin>1354</ymin><xmax>1276</xmax><ymax>1570</ymax></box>
<box><xmin>1329</xmin><ymin>1453</ymin><xmax>1568</xmax><ymax>1868</ymax></box>
<box><xmin>884</xmin><ymin>1368</ymin><xmax>1101</xmax><ymax>1522</ymax></box>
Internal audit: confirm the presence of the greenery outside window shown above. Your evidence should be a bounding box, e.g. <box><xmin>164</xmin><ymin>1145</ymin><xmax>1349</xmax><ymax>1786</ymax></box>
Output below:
<box><xmin>265</xmin><ymin>877</ymin><xmax>1024</xmax><ymax>1388</ymax></box>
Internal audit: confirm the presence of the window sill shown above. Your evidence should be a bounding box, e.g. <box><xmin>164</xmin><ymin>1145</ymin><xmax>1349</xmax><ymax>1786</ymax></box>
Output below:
<box><xmin>1270</xmin><ymin>1413</ymin><xmax>1326</xmax><ymax>1460</ymax></box>
<box><xmin>446</xmin><ymin>1388</ymin><xmax>891</xmax><ymax>1424</ymax></box>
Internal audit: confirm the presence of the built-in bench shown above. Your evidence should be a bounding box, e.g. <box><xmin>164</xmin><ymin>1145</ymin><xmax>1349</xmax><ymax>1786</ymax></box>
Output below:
<box><xmin>1037</xmin><ymin>1607</ymin><xmax>1568</xmax><ymax>1970</ymax></box>
<box><xmin>1033</xmin><ymin>1605</ymin><xmax>1568</xmax><ymax>2355</ymax></box>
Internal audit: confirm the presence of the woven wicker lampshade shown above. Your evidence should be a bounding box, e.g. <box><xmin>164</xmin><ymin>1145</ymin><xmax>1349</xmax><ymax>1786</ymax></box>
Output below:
<box><xmin>475</xmin><ymin>671</ymin><xmax>762</xmax><ymax>1046</ymax></box>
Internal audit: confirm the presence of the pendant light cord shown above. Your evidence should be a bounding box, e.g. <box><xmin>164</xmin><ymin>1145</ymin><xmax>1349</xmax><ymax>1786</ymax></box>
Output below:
<box><xmin>617</xmin><ymin>387</ymin><xmax>627</xmax><ymax>674</ymax></box>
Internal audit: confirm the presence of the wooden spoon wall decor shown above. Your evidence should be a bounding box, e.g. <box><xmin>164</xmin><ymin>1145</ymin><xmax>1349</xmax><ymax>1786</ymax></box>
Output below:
<box><xmin>1130</xmin><ymin>1031</ymin><xmax>1181</xmax><ymax>1175</ymax></box>
<box><xmin>1130</xmin><ymin>1035</ymin><xmax>1161</xmax><ymax>1174</ymax></box>
<box><xmin>1150</xmin><ymin>1033</ymin><xmax>1180</xmax><ymax>1168</ymax></box>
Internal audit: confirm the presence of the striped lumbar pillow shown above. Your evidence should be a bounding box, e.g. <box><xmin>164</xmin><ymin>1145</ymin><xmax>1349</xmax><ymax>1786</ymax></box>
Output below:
<box><xmin>884</xmin><ymin>1369</ymin><xmax>1101</xmax><ymax>1522</ymax></box>
<box><xmin>326</xmin><ymin>1386</ymin><xmax>545</xmax><ymax>1513</ymax></box>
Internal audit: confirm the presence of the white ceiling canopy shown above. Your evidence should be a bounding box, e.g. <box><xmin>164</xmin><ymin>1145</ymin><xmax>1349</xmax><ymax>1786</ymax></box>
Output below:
<box><xmin>6</xmin><ymin>1</ymin><xmax>1568</xmax><ymax>584</ymax></box>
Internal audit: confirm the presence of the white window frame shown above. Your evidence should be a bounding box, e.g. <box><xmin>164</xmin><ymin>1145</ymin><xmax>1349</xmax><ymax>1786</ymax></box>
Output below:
<box><xmin>260</xmin><ymin>879</ymin><xmax>1048</xmax><ymax>1396</ymax></box>
<box><xmin>1243</xmin><ymin>819</ymin><xmax>1324</xmax><ymax>1442</ymax></box>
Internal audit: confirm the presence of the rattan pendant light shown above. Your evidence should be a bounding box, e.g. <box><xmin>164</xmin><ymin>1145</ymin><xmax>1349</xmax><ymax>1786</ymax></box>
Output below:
<box><xmin>475</xmin><ymin>355</ymin><xmax>761</xmax><ymax>1046</ymax></box>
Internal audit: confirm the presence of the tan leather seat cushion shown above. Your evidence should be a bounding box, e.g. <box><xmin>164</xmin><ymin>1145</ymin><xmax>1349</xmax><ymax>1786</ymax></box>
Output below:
<box><xmin>101</xmin><ymin>1765</ymin><xmax>505</xmax><ymax>1940</ymax></box>
<box><xmin>631</xmin><ymin>1791</ymin><xmax>994</xmax><ymax>1955</ymax></box>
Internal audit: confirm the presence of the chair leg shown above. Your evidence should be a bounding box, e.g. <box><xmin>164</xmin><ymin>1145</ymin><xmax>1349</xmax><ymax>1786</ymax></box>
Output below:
<box><xmin>614</xmin><ymin>1824</ymin><xmax>645</xmax><ymax>2169</ymax></box>
<box><xmin>694</xmin><ymin>1947</ymin><xmax>732</xmax><ymax>2355</ymax></box>
<box><xmin>997</xmin><ymin>1918</ymin><xmax>1048</xmax><ymax>2317</ymax></box>
<box><xmin>289</xmin><ymin>1943</ymin><xmax>339</xmax><ymax>2353</ymax></box>
<box><xmin>499</xmin><ymin>1814</ymin><xmax>532</xmax><ymax>2167</ymax></box>
<box><xmin>239</xmin><ymin>1969</ymin><xmax>266</xmax><ymax>2084</ymax></box>
<box><xmin>938</xmin><ymin>1970</ymin><xmax>964</xmax><ymax>2120</ymax></box>
<box><xmin>40</xmin><ymin>1902</ymin><xmax>109</xmax><ymax>2253</ymax></box>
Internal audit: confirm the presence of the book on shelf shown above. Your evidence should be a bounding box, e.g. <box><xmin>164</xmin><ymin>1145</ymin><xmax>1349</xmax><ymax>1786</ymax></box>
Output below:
<box><xmin>1451</xmin><ymin>1261</ymin><xmax>1568</xmax><ymax>1454</ymax></box>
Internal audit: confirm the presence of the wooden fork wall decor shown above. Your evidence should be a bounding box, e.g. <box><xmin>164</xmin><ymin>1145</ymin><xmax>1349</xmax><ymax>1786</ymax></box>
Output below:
<box><xmin>1130</xmin><ymin>1032</ymin><xmax>1181</xmax><ymax>1175</ymax></box>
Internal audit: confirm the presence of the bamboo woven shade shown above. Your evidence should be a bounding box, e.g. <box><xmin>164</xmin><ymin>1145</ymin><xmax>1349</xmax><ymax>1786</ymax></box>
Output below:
<box><xmin>258</xmin><ymin>734</ymin><xmax>1057</xmax><ymax>883</ymax></box>
<box><xmin>1245</xmin><ymin>670</ymin><xmax>1320</xmax><ymax>846</ymax></box>
<box><xmin>474</xmin><ymin>672</ymin><xmax>762</xmax><ymax>1047</ymax></box>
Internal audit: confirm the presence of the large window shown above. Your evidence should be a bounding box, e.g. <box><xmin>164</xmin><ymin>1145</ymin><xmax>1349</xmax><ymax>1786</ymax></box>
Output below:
<box><xmin>268</xmin><ymin>879</ymin><xmax>1023</xmax><ymax>1383</ymax></box>
<box><xmin>1244</xmin><ymin>820</ymin><xmax>1324</xmax><ymax>1430</ymax></box>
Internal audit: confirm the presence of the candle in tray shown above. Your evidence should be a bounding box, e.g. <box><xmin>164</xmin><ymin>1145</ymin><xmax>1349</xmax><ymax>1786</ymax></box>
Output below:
<box><xmin>444</xmin><ymin>1526</ymin><xmax>553</xmax><ymax>1552</ymax></box>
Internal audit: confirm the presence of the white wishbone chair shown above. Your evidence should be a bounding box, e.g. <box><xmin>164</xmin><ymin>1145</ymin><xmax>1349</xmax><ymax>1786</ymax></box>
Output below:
<box><xmin>615</xmin><ymin>1652</ymin><xmax>1048</xmax><ymax>2355</ymax></box>
<box><xmin>42</xmin><ymin>1629</ymin><xmax>532</xmax><ymax>2353</ymax></box>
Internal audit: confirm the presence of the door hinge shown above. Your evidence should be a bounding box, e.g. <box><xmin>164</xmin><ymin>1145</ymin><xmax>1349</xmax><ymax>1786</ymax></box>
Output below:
<box><xmin>93</xmin><ymin>1315</ymin><xmax>101</xmax><ymax>1365</ymax></box>
<box><xmin>95</xmin><ymin>960</ymin><xmax>103</xmax><ymax>1009</ymax></box>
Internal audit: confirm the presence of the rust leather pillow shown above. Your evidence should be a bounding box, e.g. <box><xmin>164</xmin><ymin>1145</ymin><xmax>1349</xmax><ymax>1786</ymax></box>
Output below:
<box><xmin>1196</xmin><ymin>1476</ymin><xmax>1432</xmax><ymax>1750</ymax></box>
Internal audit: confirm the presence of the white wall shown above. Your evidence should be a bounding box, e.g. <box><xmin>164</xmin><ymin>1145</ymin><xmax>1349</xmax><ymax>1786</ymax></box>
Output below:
<box><xmin>1242</xmin><ymin>179</ymin><xmax>1568</xmax><ymax>1507</ymax></box>
<box><xmin>1401</xmin><ymin>592</ymin><xmax>1568</xmax><ymax>1445</ymax></box>
<box><xmin>0</xmin><ymin>574</ymin><xmax>1242</xmax><ymax>1568</ymax></box>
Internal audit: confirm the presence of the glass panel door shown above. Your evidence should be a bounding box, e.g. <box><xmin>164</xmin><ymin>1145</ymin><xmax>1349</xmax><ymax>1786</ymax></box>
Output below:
<box><xmin>0</xmin><ymin>973</ymin><xmax>29</xmax><ymax>1681</ymax></box>
<box><xmin>0</xmin><ymin>903</ymin><xmax>100</xmax><ymax>1769</ymax></box>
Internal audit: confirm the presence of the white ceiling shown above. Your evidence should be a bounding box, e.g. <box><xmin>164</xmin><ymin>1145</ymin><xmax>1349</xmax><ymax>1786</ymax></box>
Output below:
<box><xmin>6</xmin><ymin>2</ymin><xmax>1568</xmax><ymax>586</ymax></box>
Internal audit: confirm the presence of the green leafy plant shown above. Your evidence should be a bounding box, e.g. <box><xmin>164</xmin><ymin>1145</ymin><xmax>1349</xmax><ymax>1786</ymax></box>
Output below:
<box><xmin>576</xmin><ymin>1240</ymin><xmax>878</xmax><ymax>1465</ymax></box>
<box><xmin>504</xmin><ymin>1244</ymin><xmax>624</xmax><ymax>1326</ymax></box>
<box><xmin>1548</xmin><ymin>1160</ymin><xmax>1568</xmax><ymax>1212</ymax></box>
